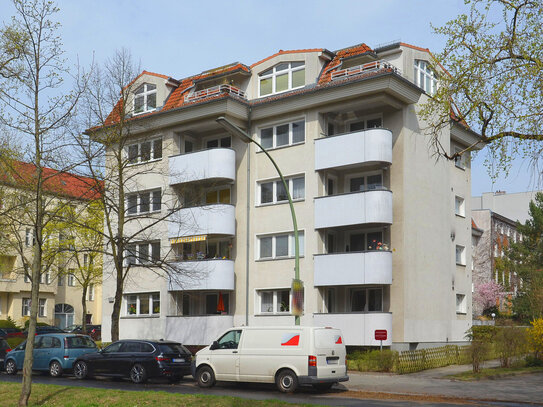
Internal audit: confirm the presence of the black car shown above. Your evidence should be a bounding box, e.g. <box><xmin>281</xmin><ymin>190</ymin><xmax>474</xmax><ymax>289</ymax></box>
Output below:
<box><xmin>66</xmin><ymin>325</ymin><xmax>101</xmax><ymax>341</ymax></box>
<box><xmin>73</xmin><ymin>339</ymin><xmax>192</xmax><ymax>383</ymax></box>
<box><xmin>0</xmin><ymin>338</ymin><xmax>12</xmax><ymax>370</ymax></box>
<box><xmin>0</xmin><ymin>328</ymin><xmax>24</xmax><ymax>338</ymax></box>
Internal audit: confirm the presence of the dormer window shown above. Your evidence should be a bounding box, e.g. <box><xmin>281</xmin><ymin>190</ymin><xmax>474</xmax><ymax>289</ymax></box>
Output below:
<box><xmin>259</xmin><ymin>62</ymin><xmax>305</xmax><ymax>97</ymax></box>
<box><xmin>414</xmin><ymin>60</ymin><xmax>438</xmax><ymax>96</ymax></box>
<box><xmin>134</xmin><ymin>83</ymin><xmax>157</xmax><ymax>114</ymax></box>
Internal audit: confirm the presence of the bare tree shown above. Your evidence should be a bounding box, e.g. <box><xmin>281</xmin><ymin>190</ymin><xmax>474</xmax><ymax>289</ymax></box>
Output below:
<box><xmin>0</xmin><ymin>1</ymin><xmax>87</xmax><ymax>405</ymax></box>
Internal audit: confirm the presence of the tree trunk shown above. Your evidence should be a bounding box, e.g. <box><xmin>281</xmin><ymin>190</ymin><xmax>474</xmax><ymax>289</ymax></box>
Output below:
<box><xmin>111</xmin><ymin>256</ymin><xmax>124</xmax><ymax>342</ymax></box>
<box><xmin>81</xmin><ymin>285</ymin><xmax>87</xmax><ymax>334</ymax></box>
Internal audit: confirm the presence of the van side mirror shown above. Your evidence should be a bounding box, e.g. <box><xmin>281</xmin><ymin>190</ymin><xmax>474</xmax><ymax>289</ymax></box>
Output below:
<box><xmin>210</xmin><ymin>341</ymin><xmax>219</xmax><ymax>350</ymax></box>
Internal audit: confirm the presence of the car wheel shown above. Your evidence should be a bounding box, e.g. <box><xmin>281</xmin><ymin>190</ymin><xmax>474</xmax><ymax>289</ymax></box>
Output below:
<box><xmin>129</xmin><ymin>363</ymin><xmax>147</xmax><ymax>384</ymax></box>
<box><xmin>196</xmin><ymin>365</ymin><xmax>215</xmax><ymax>388</ymax></box>
<box><xmin>312</xmin><ymin>382</ymin><xmax>334</xmax><ymax>391</ymax></box>
<box><xmin>5</xmin><ymin>359</ymin><xmax>17</xmax><ymax>375</ymax></box>
<box><xmin>49</xmin><ymin>360</ymin><xmax>63</xmax><ymax>377</ymax></box>
<box><xmin>276</xmin><ymin>369</ymin><xmax>298</xmax><ymax>393</ymax></box>
<box><xmin>73</xmin><ymin>361</ymin><xmax>88</xmax><ymax>380</ymax></box>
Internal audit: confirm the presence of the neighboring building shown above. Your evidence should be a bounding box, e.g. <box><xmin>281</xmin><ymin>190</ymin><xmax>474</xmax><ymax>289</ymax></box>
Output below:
<box><xmin>471</xmin><ymin>211</ymin><xmax>520</xmax><ymax>316</ymax></box>
<box><xmin>99</xmin><ymin>41</ymin><xmax>479</xmax><ymax>350</ymax></box>
<box><xmin>472</xmin><ymin>191</ymin><xmax>543</xmax><ymax>224</ymax></box>
<box><xmin>0</xmin><ymin>161</ymin><xmax>102</xmax><ymax>328</ymax></box>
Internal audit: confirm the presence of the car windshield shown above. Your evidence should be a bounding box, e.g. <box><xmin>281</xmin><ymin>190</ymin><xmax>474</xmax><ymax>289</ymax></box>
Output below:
<box><xmin>66</xmin><ymin>336</ymin><xmax>96</xmax><ymax>349</ymax></box>
<box><xmin>158</xmin><ymin>343</ymin><xmax>189</xmax><ymax>354</ymax></box>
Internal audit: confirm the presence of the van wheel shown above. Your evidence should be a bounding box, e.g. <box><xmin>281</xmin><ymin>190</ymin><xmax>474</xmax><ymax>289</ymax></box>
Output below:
<box><xmin>5</xmin><ymin>359</ymin><xmax>17</xmax><ymax>375</ymax></box>
<box><xmin>196</xmin><ymin>366</ymin><xmax>215</xmax><ymax>388</ymax></box>
<box><xmin>276</xmin><ymin>369</ymin><xmax>298</xmax><ymax>393</ymax></box>
<box><xmin>49</xmin><ymin>361</ymin><xmax>63</xmax><ymax>377</ymax></box>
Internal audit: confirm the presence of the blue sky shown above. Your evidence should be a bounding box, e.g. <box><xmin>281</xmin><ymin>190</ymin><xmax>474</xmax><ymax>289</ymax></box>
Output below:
<box><xmin>1</xmin><ymin>0</ymin><xmax>535</xmax><ymax>196</ymax></box>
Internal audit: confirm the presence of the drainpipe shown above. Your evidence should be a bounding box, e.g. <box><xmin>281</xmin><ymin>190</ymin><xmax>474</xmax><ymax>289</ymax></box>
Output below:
<box><xmin>245</xmin><ymin>107</ymin><xmax>252</xmax><ymax>326</ymax></box>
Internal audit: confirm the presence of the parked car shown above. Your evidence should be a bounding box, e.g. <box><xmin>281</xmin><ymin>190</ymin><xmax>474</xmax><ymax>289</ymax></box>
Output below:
<box><xmin>4</xmin><ymin>333</ymin><xmax>98</xmax><ymax>376</ymax></box>
<box><xmin>23</xmin><ymin>325</ymin><xmax>66</xmax><ymax>337</ymax></box>
<box><xmin>65</xmin><ymin>325</ymin><xmax>101</xmax><ymax>341</ymax></box>
<box><xmin>193</xmin><ymin>326</ymin><xmax>348</xmax><ymax>393</ymax></box>
<box><xmin>0</xmin><ymin>328</ymin><xmax>24</xmax><ymax>338</ymax></box>
<box><xmin>0</xmin><ymin>338</ymin><xmax>12</xmax><ymax>370</ymax></box>
<box><xmin>73</xmin><ymin>339</ymin><xmax>192</xmax><ymax>383</ymax></box>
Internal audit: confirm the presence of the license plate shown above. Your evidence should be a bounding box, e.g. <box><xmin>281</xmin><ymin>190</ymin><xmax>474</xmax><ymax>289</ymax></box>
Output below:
<box><xmin>172</xmin><ymin>358</ymin><xmax>185</xmax><ymax>363</ymax></box>
<box><xmin>326</xmin><ymin>357</ymin><xmax>339</xmax><ymax>365</ymax></box>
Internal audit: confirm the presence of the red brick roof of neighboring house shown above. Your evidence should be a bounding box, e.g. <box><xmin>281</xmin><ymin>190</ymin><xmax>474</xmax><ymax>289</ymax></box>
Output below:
<box><xmin>0</xmin><ymin>160</ymin><xmax>102</xmax><ymax>201</ymax></box>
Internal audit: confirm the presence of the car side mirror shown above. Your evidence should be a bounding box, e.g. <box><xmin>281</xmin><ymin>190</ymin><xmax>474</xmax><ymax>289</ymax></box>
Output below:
<box><xmin>210</xmin><ymin>341</ymin><xmax>219</xmax><ymax>350</ymax></box>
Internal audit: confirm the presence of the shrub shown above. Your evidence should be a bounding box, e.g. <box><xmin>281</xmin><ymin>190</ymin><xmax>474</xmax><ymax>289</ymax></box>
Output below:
<box><xmin>495</xmin><ymin>325</ymin><xmax>527</xmax><ymax>367</ymax></box>
<box><xmin>525</xmin><ymin>355</ymin><xmax>543</xmax><ymax>367</ymax></box>
<box><xmin>6</xmin><ymin>337</ymin><xmax>24</xmax><ymax>349</ymax></box>
<box><xmin>527</xmin><ymin>318</ymin><xmax>543</xmax><ymax>359</ymax></box>
<box><xmin>0</xmin><ymin>318</ymin><xmax>17</xmax><ymax>329</ymax></box>
<box><xmin>348</xmin><ymin>349</ymin><xmax>398</xmax><ymax>372</ymax></box>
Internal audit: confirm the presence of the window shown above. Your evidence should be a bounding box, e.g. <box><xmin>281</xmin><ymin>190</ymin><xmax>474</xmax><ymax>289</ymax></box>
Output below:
<box><xmin>454</xmin><ymin>146</ymin><xmax>467</xmax><ymax>169</ymax></box>
<box><xmin>127</xmin><ymin>189</ymin><xmax>162</xmax><ymax>215</ymax></box>
<box><xmin>38</xmin><ymin>298</ymin><xmax>46</xmax><ymax>317</ymax></box>
<box><xmin>455</xmin><ymin>196</ymin><xmax>465</xmax><ymax>217</ymax></box>
<box><xmin>22</xmin><ymin>298</ymin><xmax>31</xmax><ymax>316</ymax></box>
<box><xmin>456</xmin><ymin>294</ymin><xmax>467</xmax><ymax>314</ymax></box>
<box><xmin>456</xmin><ymin>245</ymin><xmax>466</xmax><ymax>265</ymax></box>
<box><xmin>57</xmin><ymin>274</ymin><xmax>64</xmax><ymax>286</ymax></box>
<box><xmin>414</xmin><ymin>60</ymin><xmax>438</xmax><ymax>96</ymax></box>
<box><xmin>205</xmin><ymin>136</ymin><xmax>231</xmax><ymax>149</ymax></box>
<box><xmin>259</xmin><ymin>62</ymin><xmax>305</xmax><ymax>96</ymax></box>
<box><xmin>25</xmin><ymin>228</ymin><xmax>34</xmax><ymax>247</ymax></box>
<box><xmin>348</xmin><ymin>117</ymin><xmax>383</xmax><ymax>132</ymax></box>
<box><xmin>258</xmin><ymin>175</ymin><xmax>304</xmax><ymax>205</ymax></box>
<box><xmin>350</xmin><ymin>288</ymin><xmax>382</xmax><ymax>312</ymax></box>
<box><xmin>24</xmin><ymin>274</ymin><xmax>30</xmax><ymax>283</ymax></box>
<box><xmin>124</xmin><ymin>292</ymin><xmax>160</xmax><ymax>316</ymax></box>
<box><xmin>258</xmin><ymin>289</ymin><xmax>290</xmax><ymax>314</ymax></box>
<box><xmin>127</xmin><ymin>138</ymin><xmax>162</xmax><ymax>164</ymax></box>
<box><xmin>205</xmin><ymin>186</ymin><xmax>231</xmax><ymax>204</ymax></box>
<box><xmin>216</xmin><ymin>329</ymin><xmax>242</xmax><ymax>349</ymax></box>
<box><xmin>258</xmin><ymin>231</ymin><xmax>304</xmax><ymax>260</ymax></box>
<box><xmin>87</xmin><ymin>283</ymin><xmax>95</xmax><ymax>301</ymax></box>
<box><xmin>345</xmin><ymin>231</ymin><xmax>386</xmax><ymax>252</ymax></box>
<box><xmin>133</xmin><ymin>83</ymin><xmax>157</xmax><ymax>115</ymax></box>
<box><xmin>126</xmin><ymin>242</ymin><xmax>161</xmax><ymax>265</ymax></box>
<box><xmin>39</xmin><ymin>272</ymin><xmax>51</xmax><ymax>285</ymax></box>
<box><xmin>67</xmin><ymin>271</ymin><xmax>75</xmax><ymax>286</ymax></box>
<box><xmin>347</xmin><ymin>173</ymin><xmax>383</xmax><ymax>192</ymax></box>
<box><xmin>259</xmin><ymin>120</ymin><xmax>305</xmax><ymax>149</ymax></box>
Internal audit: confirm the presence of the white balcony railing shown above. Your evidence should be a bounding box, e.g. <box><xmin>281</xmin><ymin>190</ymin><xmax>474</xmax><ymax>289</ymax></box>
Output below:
<box><xmin>313</xmin><ymin>312</ymin><xmax>392</xmax><ymax>346</ymax></box>
<box><xmin>169</xmin><ymin>148</ymin><xmax>236</xmax><ymax>186</ymax></box>
<box><xmin>168</xmin><ymin>204</ymin><xmax>236</xmax><ymax>238</ymax></box>
<box><xmin>315</xmin><ymin>128</ymin><xmax>392</xmax><ymax>171</ymax></box>
<box><xmin>331</xmin><ymin>60</ymin><xmax>400</xmax><ymax>81</ymax></box>
<box><xmin>314</xmin><ymin>251</ymin><xmax>392</xmax><ymax>286</ymax></box>
<box><xmin>168</xmin><ymin>259</ymin><xmax>235</xmax><ymax>291</ymax></box>
<box><xmin>184</xmin><ymin>84</ymin><xmax>246</xmax><ymax>103</ymax></box>
<box><xmin>165</xmin><ymin>315</ymin><xmax>234</xmax><ymax>345</ymax></box>
<box><xmin>314</xmin><ymin>189</ymin><xmax>392</xmax><ymax>229</ymax></box>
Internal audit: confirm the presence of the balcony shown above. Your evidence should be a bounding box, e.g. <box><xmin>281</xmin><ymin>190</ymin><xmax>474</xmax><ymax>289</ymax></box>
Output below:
<box><xmin>185</xmin><ymin>84</ymin><xmax>246</xmax><ymax>103</ymax></box>
<box><xmin>313</xmin><ymin>312</ymin><xmax>392</xmax><ymax>346</ymax></box>
<box><xmin>169</xmin><ymin>148</ymin><xmax>236</xmax><ymax>186</ymax></box>
<box><xmin>168</xmin><ymin>259</ymin><xmax>234</xmax><ymax>291</ymax></box>
<box><xmin>330</xmin><ymin>60</ymin><xmax>400</xmax><ymax>81</ymax></box>
<box><xmin>165</xmin><ymin>315</ymin><xmax>234</xmax><ymax>345</ymax></box>
<box><xmin>314</xmin><ymin>251</ymin><xmax>392</xmax><ymax>286</ymax></box>
<box><xmin>314</xmin><ymin>190</ymin><xmax>392</xmax><ymax>229</ymax></box>
<box><xmin>168</xmin><ymin>204</ymin><xmax>235</xmax><ymax>238</ymax></box>
<box><xmin>315</xmin><ymin>128</ymin><xmax>392</xmax><ymax>171</ymax></box>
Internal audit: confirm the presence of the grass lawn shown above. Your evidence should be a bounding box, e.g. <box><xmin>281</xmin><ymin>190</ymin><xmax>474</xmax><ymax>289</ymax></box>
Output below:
<box><xmin>0</xmin><ymin>382</ymin><xmax>317</xmax><ymax>407</ymax></box>
<box><xmin>446</xmin><ymin>366</ymin><xmax>543</xmax><ymax>381</ymax></box>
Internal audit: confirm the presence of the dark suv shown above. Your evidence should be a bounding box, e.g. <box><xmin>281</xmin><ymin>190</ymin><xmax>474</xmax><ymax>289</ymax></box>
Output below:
<box><xmin>67</xmin><ymin>325</ymin><xmax>101</xmax><ymax>341</ymax></box>
<box><xmin>73</xmin><ymin>339</ymin><xmax>192</xmax><ymax>383</ymax></box>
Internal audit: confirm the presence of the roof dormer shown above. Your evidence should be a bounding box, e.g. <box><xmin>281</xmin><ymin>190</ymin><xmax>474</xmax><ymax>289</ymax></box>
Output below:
<box><xmin>258</xmin><ymin>61</ymin><xmax>305</xmax><ymax>97</ymax></box>
<box><xmin>129</xmin><ymin>71</ymin><xmax>172</xmax><ymax>116</ymax></box>
<box><xmin>133</xmin><ymin>83</ymin><xmax>157</xmax><ymax>115</ymax></box>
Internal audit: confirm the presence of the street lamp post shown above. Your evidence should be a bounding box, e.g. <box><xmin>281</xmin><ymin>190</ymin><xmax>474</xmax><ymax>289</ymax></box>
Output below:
<box><xmin>216</xmin><ymin>116</ymin><xmax>302</xmax><ymax>325</ymax></box>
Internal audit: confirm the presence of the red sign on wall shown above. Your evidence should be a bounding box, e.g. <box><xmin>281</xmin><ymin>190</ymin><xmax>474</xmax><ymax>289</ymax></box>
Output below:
<box><xmin>375</xmin><ymin>329</ymin><xmax>387</xmax><ymax>341</ymax></box>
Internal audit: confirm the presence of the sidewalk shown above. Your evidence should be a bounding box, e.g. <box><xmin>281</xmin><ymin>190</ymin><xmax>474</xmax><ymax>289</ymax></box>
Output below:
<box><xmin>339</xmin><ymin>361</ymin><xmax>543</xmax><ymax>404</ymax></box>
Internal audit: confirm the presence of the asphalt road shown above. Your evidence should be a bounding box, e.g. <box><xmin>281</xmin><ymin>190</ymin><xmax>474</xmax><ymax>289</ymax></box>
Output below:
<box><xmin>0</xmin><ymin>373</ymin><xmax>529</xmax><ymax>407</ymax></box>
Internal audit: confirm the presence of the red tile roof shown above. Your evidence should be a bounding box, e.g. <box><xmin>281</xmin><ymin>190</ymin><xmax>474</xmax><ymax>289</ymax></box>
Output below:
<box><xmin>0</xmin><ymin>160</ymin><xmax>102</xmax><ymax>201</ymax></box>
<box><xmin>318</xmin><ymin>43</ymin><xmax>374</xmax><ymax>85</ymax></box>
<box><xmin>251</xmin><ymin>48</ymin><xmax>324</xmax><ymax>68</ymax></box>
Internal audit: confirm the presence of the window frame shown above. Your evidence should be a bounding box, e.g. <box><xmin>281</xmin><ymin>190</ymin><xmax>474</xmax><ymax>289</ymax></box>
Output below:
<box><xmin>126</xmin><ymin>188</ymin><xmax>162</xmax><ymax>216</ymax></box>
<box><xmin>67</xmin><ymin>272</ymin><xmax>76</xmax><ymax>287</ymax></box>
<box><xmin>257</xmin><ymin>231</ymin><xmax>304</xmax><ymax>260</ymax></box>
<box><xmin>414</xmin><ymin>60</ymin><xmax>438</xmax><ymax>96</ymax></box>
<box><xmin>256</xmin><ymin>289</ymin><xmax>292</xmax><ymax>315</ymax></box>
<box><xmin>38</xmin><ymin>298</ymin><xmax>46</xmax><ymax>317</ymax></box>
<box><xmin>126</xmin><ymin>138</ymin><xmax>163</xmax><ymax>165</ymax></box>
<box><xmin>257</xmin><ymin>174</ymin><xmax>305</xmax><ymax>206</ymax></box>
<box><xmin>344</xmin><ymin>171</ymin><xmax>384</xmax><ymax>193</ymax></box>
<box><xmin>124</xmin><ymin>292</ymin><xmax>160</xmax><ymax>316</ymax></box>
<box><xmin>455</xmin><ymin>196</ymin><xmax>465</xmax><ymax>217</ymax></box>
<box><xmin>453</xmin><ymin>146</ymin><xmax>467</xmax><ymax>169</ymax></box>
<box><xmin>349</xmin><ymin>287</ymin><xmax>383</xmax><ymax>312</ymax></box>
<box><xmin>456</xmin><ymin>245</ymin><xmax>466</xmax><ymax>266</ymax></box>
<box><xmin>258</xmin><ymin>119</ymin><xmax>305</xmax><ymax>150</ymax></box>
<box><xmin>456</xmin><ymin>293</ymin><xmax>467</xmax><ymax>314</ymax></box>
<box><xmin>125</xmin><ymin>241</ymin><xmax>161</xmax><ymax>266</ymax></box>
<box><xmin>133</xmin><ymin>83</ymin><xmax>157</xmax><ymax>115</ymax></box>
<box><xmin>22</xmin><ymin>298</ymin><xmax>31</xmax><ymax>316</ymax></box>
<box><xmin>345</xmin><ymin>114</ymin><xmax>383</xmax><ymax>133</ymax></box>
<box><xmin>258</xmin><ymin>62</ymin><xmax>305</xmax><ymax>97</ymax></box>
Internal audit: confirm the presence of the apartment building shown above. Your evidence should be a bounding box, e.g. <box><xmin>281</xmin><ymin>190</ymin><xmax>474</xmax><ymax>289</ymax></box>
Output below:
<box><xmin>0</xmin><ymin>161</ymin><xmax>102</xmax><ymax>329</ymax></box>
<box><xmin>471</xmin><ymin>211</ymin><xmax>521</xmax><ymax>316</ymax></box>
<box><xmin>100</xmin><ymin>42</ymin><xmax>479</xmax><ymax>350</ymax></box>
<box><xmin>472</xmin><ymin>190</ymin><xmax>543</xmax><ymax>223</ymax></box>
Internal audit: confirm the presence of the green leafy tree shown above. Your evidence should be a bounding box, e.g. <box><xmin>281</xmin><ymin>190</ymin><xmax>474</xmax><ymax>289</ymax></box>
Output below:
<box><xmin>504</xmin><ymin>192</ymin><xmax>543</xmax><ymax>321</ymax></box>
<box><xmin>420</xmin><ymin>0</ymin><xmax>543</xmax><ymax>178</ymax></box>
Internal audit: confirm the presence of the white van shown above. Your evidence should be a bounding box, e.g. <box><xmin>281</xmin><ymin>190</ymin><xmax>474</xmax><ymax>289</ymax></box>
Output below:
<box><xmin>192</xmin><ymin>326</ymin><xmax>348</xmax><ymax>393</ymax></box>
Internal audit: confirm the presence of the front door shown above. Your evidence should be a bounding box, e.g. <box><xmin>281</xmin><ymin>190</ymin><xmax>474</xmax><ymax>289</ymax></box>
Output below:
<box><xmin>210</xmin><ymin>329</ymin><xmax>242</xmax><ymax>381</ymax></box>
